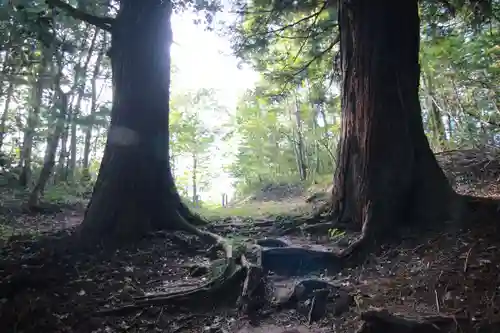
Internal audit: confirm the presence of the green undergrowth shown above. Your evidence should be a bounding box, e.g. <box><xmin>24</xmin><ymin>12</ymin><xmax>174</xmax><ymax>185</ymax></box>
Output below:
<box><xmin>0</xmin><ymin>180</ymin><xmax>92</xmax><ymax>207</ymax></box>
<box><xmin>232</xmin><ymin>173</ymin><xmax>332</xmax><ymax>200</ymax></box>
<box><xmin>43</xmin><ymin>183</ymin><xmax>92</xmax><ymax>205</ymax></box>
<box><xmin>0</xmin><ymin>224</ymin><xmax>15</xmax><ymax>241</ymax></box>
<box><xmin>0</xmin><ymin>182</ymin><xmax>89</xmax><ymax>242</ymax></box>
<box><xmin>0</xmin><ymin>224</ymin><xmax>41</xmax><ymax>243</ymax></box>
<box><xmin>194</xmin><ymin>175</ymin><xmax>332</xmax><ymax>221</ymax></box>
<box><xmin>195</xmin><ymin>199</ymin><xmax>312</xmax><ymax>220</ymax></box>
<box><xmin>306</xmin><ymin>174</ymin><xmax>332</xmax><ymax>194</ymax></box>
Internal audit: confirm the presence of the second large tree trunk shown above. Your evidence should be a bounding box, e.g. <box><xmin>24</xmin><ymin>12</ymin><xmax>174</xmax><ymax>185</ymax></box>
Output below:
<box><xmin>79</xmin><ymin>0</ymin><xmax>181</xmax><ymax>243</ymax></box>
<box><xmin>330</xmin><ymin>0</ymin><xmax>462</xmax><ymax>245</ymax></box>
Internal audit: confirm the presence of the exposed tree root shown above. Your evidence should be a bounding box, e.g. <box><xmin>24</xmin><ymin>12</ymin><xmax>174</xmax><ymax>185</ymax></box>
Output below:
<box><xmin>164</xmin><ymin>202</ymin><xmax>367</xmax><ymax>314</ymax></box>
<box><xmin>172</xmin><ymin>212</ymin><xmax>234</xmax><ymax>255</ymax></box>
<box><xmin>311</xmin><ymin>200</ymin><xmax>331</xmax><ymax>218</ymax></box>
<box><xmin>97</xmin><ymin>258</ymin><xmax>245</xmax><ymax>316</ymax></box>
<box><xmin>178</xmin><ymin>202</ymin><xmax>208</xmax><ymax>226</ymax></box>
<box><xmin>300</xmin><ymin>221</ymin><xmax>339</xmax><ymax>234</ymax></box>
<box><xmin>356</xmin><ymin>308</ymin><xmax>471</xmax><ymax>333</ymax></box>
<box><xmin>209</xmin><ymin>220</ymin><xmax>277</xmax><ymax>230</ymax></box>
<box><xmin>96</xmin><ymin>187</ymin><xmax>481</xmax><ymax>320</ymax></box>
<box><xmin>237</xmin><ymin>253</ymin><xmax>266</xmax><ymax>314</ymax></box>
<box><xmin>96</xmin><ymin>211</ymin><xmax>354</xmax><ymax>320</ymax></box>
<box><xmin>96</xmin><ymin>211</ymin><xmax>267</xmax><ymax>316</ymax></box>
<box><xmin>95</xmin><ymin>190</ymin><xmax>489</xmax><ymax>324</ymax></box>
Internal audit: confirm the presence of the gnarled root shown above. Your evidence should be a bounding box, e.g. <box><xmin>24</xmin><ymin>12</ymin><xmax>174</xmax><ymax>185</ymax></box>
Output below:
<box><xmin>356</xmin><ymin>308</ymin><xmax>471</xmax><ymax>333</ymax></box>
<box><xmin>97</xmin><ymin>211</ymin><xmax>266</xmax><ymax>316</ymax></box>
<box><xmin>96</xmin><ymin>212</ymin><xmax>353</xmax><ymax>320</ymax></box>
<box><xmin>237</xmin><ymin>254</ymin><xmax>266</xmax><ymax>315</ymax></box>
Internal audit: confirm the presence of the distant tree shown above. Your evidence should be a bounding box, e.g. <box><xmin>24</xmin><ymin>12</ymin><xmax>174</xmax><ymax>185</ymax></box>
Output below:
<box><xmin>170</xmin><ymin>89</ymin><xmax>220</xmax><ymax>206</ymax></box>
<box><xmin>227</xmin><ymin>83</ymin><xmax>338</xmax><ymax>197</ymax></box>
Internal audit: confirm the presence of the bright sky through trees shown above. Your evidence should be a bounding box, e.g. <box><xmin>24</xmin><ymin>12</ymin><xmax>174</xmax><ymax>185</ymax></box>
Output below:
<box><xmin>170</xmin><ymin>11</ymin><xmax>258</xmax><ymax>203</ymax></box>
<box><xmin>78</xmin><ymin>10</ymin><xmax>256</xmax><ymax>203</ymax></box>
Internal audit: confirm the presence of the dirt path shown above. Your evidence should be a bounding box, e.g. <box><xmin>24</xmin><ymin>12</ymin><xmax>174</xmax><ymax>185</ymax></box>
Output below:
<box><xmin>3</xmin><ymin>148</ymin><xmax>500</xmax><ymax>332</ymax></box>
<box><xmin>0</xmin><ymin>203</ymin><xmax>499</xmax><ymax>333</ymax></box>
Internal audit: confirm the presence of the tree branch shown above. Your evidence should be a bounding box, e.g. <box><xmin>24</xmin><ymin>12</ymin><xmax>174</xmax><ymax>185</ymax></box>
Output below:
<box><xmin>290</xmin><ymin>1</ymin><xmax>329</xmax><ymax>65</ymax></box>
<box><xmin>46</xmin><ymin>0</ymin><xmax>113</xmax><ymax>32</ymax></box>
<box><xmin>270</xmin><ymin>34</ymin><xmax>339</xmax><ymax>90</ymax></box>
<box><xmin>236</xmin><ymin>6</ymin><xmax>330</xmax><ymax>41</ymax></box>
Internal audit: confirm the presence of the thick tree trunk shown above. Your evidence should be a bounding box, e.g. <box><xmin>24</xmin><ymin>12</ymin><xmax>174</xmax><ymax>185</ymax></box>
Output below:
<box><xmin>329</xmin><ymin>0</ymin><xmax>461</xmax><ymax>244</ymax></box>
<box><xmin>79</xmin><ymin>0</ymin><xmax>188</xmax><ymax>243</ymax></box>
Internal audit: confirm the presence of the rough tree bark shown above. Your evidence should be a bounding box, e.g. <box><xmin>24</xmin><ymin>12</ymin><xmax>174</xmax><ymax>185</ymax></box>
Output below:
<box><xmin>328</xmin><ymin>0</ymin><xmax>463</xmax><ymax>249</ymax></box>
<box><xmin>79</xmin><ymin>0</ymin><xmax>202</xmax><ymax>243</ymax></box>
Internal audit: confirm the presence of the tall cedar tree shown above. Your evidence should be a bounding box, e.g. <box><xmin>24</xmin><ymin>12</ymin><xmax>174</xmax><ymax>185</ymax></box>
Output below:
<box><xmin>80</xmin><ymin>0</ymin><xmax>183</xmax><ymax>242</ymax></box>
<box><xmin>329</xmin><ymin>0</ymin><xmax>462</xmax><ymax>246</ymax></box>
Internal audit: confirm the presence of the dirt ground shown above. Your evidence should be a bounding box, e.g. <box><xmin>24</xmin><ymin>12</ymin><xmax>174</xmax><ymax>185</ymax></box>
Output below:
<box><xmin>0</xmin><ymin>200</ymin><xmax>499</xmax><ymax>332</ymax></box>
<box><xmin>1</xmin><ymin>149</ymin><xmax>500</xmax><ymax>333</ymax></box>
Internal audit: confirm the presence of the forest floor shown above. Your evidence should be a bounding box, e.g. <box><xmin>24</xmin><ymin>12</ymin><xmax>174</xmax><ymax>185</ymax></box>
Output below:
<box><xmin>1</xmin><ymin>149</ymin><xmax>500</xmax><ymax>333</ymax></box>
